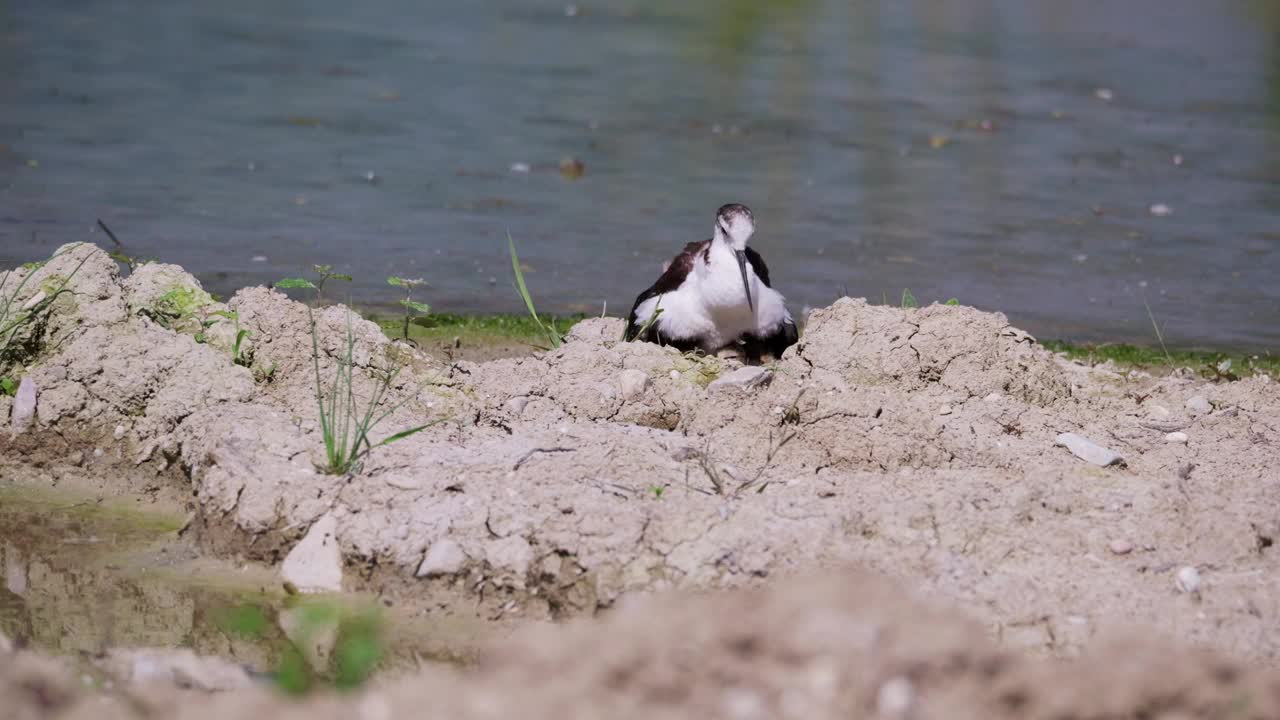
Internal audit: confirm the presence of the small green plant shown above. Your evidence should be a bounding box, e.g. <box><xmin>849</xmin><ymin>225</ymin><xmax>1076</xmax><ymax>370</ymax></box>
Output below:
<box><xmin>1</xmin><ymin>247</ymin><xmax>90</xmax><ymax>387</ymax></box>
<box><xmin>312</xmin><ymin>265</ymin><xmax>352</xmax><ymax>303</ymax></box>
<box><xmin>388</xmin><ymin>276</ymin><xmax>430</xmax><ymax>341</ymax></box>
<box><xmin>209</xmin><ymin>310</ymin><xmax>253</xmax><ymax>367</ymax></box>
<box><xmin>216</xmin><ymin>600</ymin><xmax>385</xmax><ymax>695</ymax></box>
<box><xmin>1141</xmin><ymin>292</ymin><xmax>1174</xmax><ymax>366</ymax></box>
<box><xmin>900</xmin><ymin>288</ymin><xmax>918</xmax><ymax>309</ymax></box>
<box><xmin>312</xmin><ymin>307</ymin><xmax>436</xmax><ymax>475</ymax></box>
<box><xmin>277</xmin><ymin>270</ymin><xmax>439</xmax><ymax>475</ymax></box>
<box><xmin>945</xmin><ymin>298</ymin><xmax>960</xmax><ymax>306</ymax></box>
<box><xmin>648</xmin><ymin>484</ymin><xmax>666</xmax><ymax>499</ymax></box>
<box><xmin>507</xmin><ymin>233</ymin><xmax>563</xmax><ymax>350</ymax></box>
<box><xmin>0</xmin><ymin>377</ymin><xmax>15</xmax><ymax>396</ymax></box>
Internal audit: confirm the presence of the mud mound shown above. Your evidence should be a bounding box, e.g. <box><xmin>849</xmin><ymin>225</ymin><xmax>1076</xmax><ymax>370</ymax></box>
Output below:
<box><xmin>5</xmin><ymin>246</ymin><xmax>1280</xmax><ymax>667</ymax></box>
<box><xmin>7</xmin><ymin>571</ymin><xmax>1280</xmax><ymax>720</ymax></box>
<box><xmin>793</xmin><ymin>298</ymin><xmax>1070</xmax><ymax>405</ymax></box>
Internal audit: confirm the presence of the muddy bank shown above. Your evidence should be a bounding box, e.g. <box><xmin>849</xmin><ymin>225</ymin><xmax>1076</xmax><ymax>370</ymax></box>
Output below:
<box><xmin>3</xmin><ymin>243</ymin><xmax>1279</xmax><ymax>670</ymax></box>
<box><xmin>6</xmin><ymin>568</ymin><xmax>1280</xmax><ymax>720</ymax></box>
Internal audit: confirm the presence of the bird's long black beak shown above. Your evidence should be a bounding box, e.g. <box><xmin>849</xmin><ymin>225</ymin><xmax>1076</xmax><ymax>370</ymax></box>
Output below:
<box><xmin>734</xmin><ymin>250</ymin><xmax>754</xmax><ymax>313</ymax></box>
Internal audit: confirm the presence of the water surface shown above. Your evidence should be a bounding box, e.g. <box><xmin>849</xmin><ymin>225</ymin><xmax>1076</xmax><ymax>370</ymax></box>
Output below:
<box><xmin>2</xmin><ymin>0</ymin><xmax>1278</xmax><ymax>348</ymax></box>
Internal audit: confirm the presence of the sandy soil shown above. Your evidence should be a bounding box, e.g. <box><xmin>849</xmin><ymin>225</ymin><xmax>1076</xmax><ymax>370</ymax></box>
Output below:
<box><xmin>3</xmin><ymin>243</ymin><xmax>1279</xmax><ymax>718</ymax></box>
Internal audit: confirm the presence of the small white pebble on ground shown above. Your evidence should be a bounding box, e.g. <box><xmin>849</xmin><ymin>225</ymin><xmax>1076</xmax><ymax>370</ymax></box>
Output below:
<box><xmin>1149</xmin><ymin>203</ymin><xmax>1173</xmax><ymax>217</ymax></box>
<box><xmin>1108</xmin><ymin>539</ymin><xmax>1133</xmax><ymax>555</ymax></box>
<box><xmin>1055</xmin><ymin>432</ymin><xmax>1125</xmax><ymax>467</ymax></box>
<box><xmin>983</xmin><ymin>392</ymin><xmax>1002</xmax><ymax>403</ymax></box>
<box><xmin>1165</xmin><ymin>431</ymin><xmax>1188</xmax><ymax>444</ymax></box>
<box><xmin>417</xmin><ymin>538</ymin><xmax>467</xmax><ymax>578</ymax></box>
<box><xmin>11</xmin><ymin>377</ymin><xmax>36</xmax><ymax>435</ymax></box>
<box><xmin>1185</xmin><ymin>395</ymin><xmax>1212</xmax><ymax>414</ymax></box>
<box><xmin>877</xmin><ymin>676</ymin><xmax>915</xmax><ymax>717</ymax></box>
<box><xmin>938</xmin><ymin>404</ymin><xmax>953</xmax><ymax>416</ymax></box>
<box><xmin>1175</xmin><ymin>565</ymin><xmax>1201</xmax><ymax>594</ymax></box>
<box><xmin>709</xmin><ymin>366</ymin><xmax>773</xmax><ymax>393</ymax></box>
<box><xmin>281</xmin><ymin>514</ymin><xmax>343</xmax><ymax>593</ymax></box>
<box><xmin>618</xmin><ymin>369</ymin><xmax>650</xmax><ymax>401</ymax></box>
<box><xmin>113</xmin><ymin>425</ymin><xmax>126</xmax><ymax>440</ymax></box>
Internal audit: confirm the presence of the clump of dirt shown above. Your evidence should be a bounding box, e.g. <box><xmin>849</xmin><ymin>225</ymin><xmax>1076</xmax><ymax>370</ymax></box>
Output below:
<box><xmin>4</xmin><ymin>244</ymin><xmax>1280</xmax><ymax>673</ymax></box>
<box><xmin>7</xmin><ymin>570</ymin><xmax>1280</xmax><ymax>720</ymax></box>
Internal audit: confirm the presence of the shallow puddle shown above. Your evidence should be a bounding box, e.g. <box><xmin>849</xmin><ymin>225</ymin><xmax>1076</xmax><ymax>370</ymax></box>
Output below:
<box><xmin>0</xmin><ymin>485</ymin><xmax>477</xmax><ymax>679</ymax></box>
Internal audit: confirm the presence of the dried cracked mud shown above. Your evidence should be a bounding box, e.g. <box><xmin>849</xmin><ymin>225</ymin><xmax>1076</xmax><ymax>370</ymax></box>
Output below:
<box><xmin>2</xmin><ymin>242</ymin><xmax>1278</xmax><ymax>719</ymax></box>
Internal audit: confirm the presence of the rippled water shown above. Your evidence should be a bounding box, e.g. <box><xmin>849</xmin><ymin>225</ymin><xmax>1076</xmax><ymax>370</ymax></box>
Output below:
<box><xmin>2</xmin><ymin>0</ymin><xmax>1278</xmax><ymax>348</ymax></box>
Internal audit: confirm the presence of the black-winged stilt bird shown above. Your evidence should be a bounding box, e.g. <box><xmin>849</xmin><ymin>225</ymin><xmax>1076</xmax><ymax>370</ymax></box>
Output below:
<box><xmin>624</xmin><ymin>203</ymin><xmax>798</xmax><ymax>361</ymax></box>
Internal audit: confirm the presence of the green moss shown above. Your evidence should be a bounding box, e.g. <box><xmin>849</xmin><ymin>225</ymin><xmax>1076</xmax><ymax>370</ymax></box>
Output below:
<box><xmin>153</xmin><ymin>285</ymin><xmax>214</xmax><ymax>319</ymax></box>
<box><xmin>366</xmin><ymin>311</ymin><xmax>590</xmax><ymax>347</ymax></box>
<box><xmin>1043</xmin><ymin>340</ymin><xmax>1279</xmax><ymax>378</ymax></box>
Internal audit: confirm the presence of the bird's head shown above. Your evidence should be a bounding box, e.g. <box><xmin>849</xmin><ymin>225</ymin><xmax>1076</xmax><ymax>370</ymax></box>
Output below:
<box><xmin>714</xmin><ymin>203</ymin><xmax>755</xmax><ymax>251</ymax></box>
<box><xmin>714</xmin><ymin>203</ymin><xmax>757</xmax><ymax>313</ymax></box>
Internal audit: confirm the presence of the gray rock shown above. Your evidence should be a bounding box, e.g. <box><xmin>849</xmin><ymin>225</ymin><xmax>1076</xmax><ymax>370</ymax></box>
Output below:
<box><xmin>708</xmin><ymin>366</ymin><xmax>773</xmax><ymax>393</ymax></box>
<box><xmin>1185</xmin><ymin>395</ymin><xmax>1212</xmax><ymax>414</ymax></box>
<box><xmin>1055</xmin><ymin>432</ymin><xmax>1124</xmax><ymax>467</ymax></box>
<box><xmin>618</xmin><ymin>369</ymin><xmax>650</xmax><ymax>401</ymax></box>
<box><xmin>10</xmin><ymin>377</ymin><xmax>36</xmax><ymax>434</ymax></box>
<box><xmin>416</xmin><ymin>538</ymin><xmax>468</xmax><ymax>578</ymax></box>
<box><xmin>504</xmin><ymin>395</ymin><xmax>530</xmax><ymax>415</ymax></box>
<box><xmin>281</xmin><ymin>513</ymin><xmax>343</xmax><ymax>593</ymax></box>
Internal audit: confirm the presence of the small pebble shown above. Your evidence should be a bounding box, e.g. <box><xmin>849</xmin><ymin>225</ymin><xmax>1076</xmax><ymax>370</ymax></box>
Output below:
<box><xmin>1185</xmin><ymin>395</ymin><xmax>1211</xmax><ymax>414</ymax></box>
<box><xmin>1165</xmin><ymin>431</ymin><xmax>1188</xmax><ymax>444</ymax></box>
<box><xmin>876</xmin><ymin>676</ymin><xmax>914</xmax><ymax>717</ymax></box>
<box><xmin>669</xmin><ymin>370</ymin><xmax>680</xmax><ymax>380</ymax></box>
<box><xmin>1149</xmin><ymin>203</ymin><xmax>1173</xmax><ymax>217</ymax></box>
<box><xmin>113</xmin><ymin>424</ymin><xmax>126</xmax><ymax>440</ymax></box>
<box><xmin>1108</xmin><ymin>539</ymin><xmax>1133</xmax><ymax>555</ymax></box>
<box><xmin>1175</xmin><ymin>565</ymin><xmax>1201</xmax><ymax>594</ymax></box>
<box><xmin>938</xmin><ymin>405</ymin><xmax>953</xmax><ymax>416</ymax></box>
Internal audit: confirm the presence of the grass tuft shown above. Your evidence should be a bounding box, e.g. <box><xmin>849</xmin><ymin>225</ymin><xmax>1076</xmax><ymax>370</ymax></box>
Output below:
<box><xmin>507</xmin><ymin>232</ymin><xmax>563</xmax><ymax>350</ymax></box>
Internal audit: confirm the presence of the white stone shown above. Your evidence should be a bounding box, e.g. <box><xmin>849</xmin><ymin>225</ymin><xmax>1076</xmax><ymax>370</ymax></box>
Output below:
<box><xmin>1108</xmin><ymin>539</ymin><xmax>1133</xmax><ymax>555</ymax></box>
<box><xmin>1055</xmin><ymin>432</ymin><xmax>1124</xmax><ymax>467</ymax></box>
<box><xmin>1148</xmin><ymin>405</ymin><xmax>1171</xmax><ymax>419</ymax></box>
<box><xmin>1175</xmin><ymin>565</ymin><xmax>1201</xmax><ymax>593</ymax></box>
<box><xmin>1185</xmin><ymin>395</ymin><xmax>1212</xmax><ymax>414</ymax></box>
<box><xmin>618</xmin><ymin>369</ymin><xmax>650</xmax><ymax>401</ymax></box>
<box><xmin>416</xmin><ymin>538</ymin><xmax>468</xmax><ymax>578</ymax></box>
<box><xmin>281</xmin><ymin>513</ymin><xmax>343</xmax><ymax>593</ymax></box>
<box><xmin>709</xmin><ymin>366</ymin><xmax>773</xmax><ymax>393</ymax></box>
<box><xmin>1165</xmin><ymin>431</ymin><xmax>1188</xmax><ymax>444</ymax></box>
<box><xmin>504</xmin><ymin>395</ymin><xmax>530</xmax><ymax>415</ymax></box>
<box><xmin>938</xmin><ymin>405</ymin><xmax>953</xmax><ymax>416</ymax></box>
<box><xmin>876</xmin><ymin>676</ymin><xmax>915</xmax><ymax>717</ymax></box>
<box><xmin>20</xmin><ymin>291</ymin><xmax>47</xmax><ymax>311</ymax></box>
<box><xmin>114</xmin><ymin>424</ymin><xmax>126</xmax><ymax>440</ymax></box>
<box><xmin>983</xmin><ymin>392</ymin><xmax>1003</xmax><ymax>403</ymax></box>
<box><xmin>10</xmin><ymin>377</ymin><xmax>36</xmax><ymax>434</ymax></box>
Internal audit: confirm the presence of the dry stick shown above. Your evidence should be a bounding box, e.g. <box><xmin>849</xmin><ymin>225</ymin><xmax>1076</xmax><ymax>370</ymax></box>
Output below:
<box><xmin>96</xmin><ymin>219</ymin><xmax>123</xmax><ymax>248</ymax></box>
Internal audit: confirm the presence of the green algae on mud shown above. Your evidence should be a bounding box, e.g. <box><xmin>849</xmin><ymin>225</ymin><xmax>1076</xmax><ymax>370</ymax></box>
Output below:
<box><xmin>1041</xmin><ymin>339</ymin><xmax>1279</xmax><ymax>378</ymax></box>
<box><xmin>0</xmin><ymin>482</ymin><xmax>483</xmax><ymax>685</ymax></box>
<box><xmin>363</xmin><ymin>308</ymin><xmax>1278</xmax><ymax>380</ymax></box>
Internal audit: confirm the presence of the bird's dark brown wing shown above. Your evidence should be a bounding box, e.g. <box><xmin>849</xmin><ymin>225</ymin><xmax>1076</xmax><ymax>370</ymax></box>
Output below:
<box><xmin>625</xmin><ymin>239</ymin><xmax>710</xmax><ymax>341</ymax></box>
<box><xmin>744</xmin><ymin>246</ymin><xmax>771</xmax><ymax>288</ymax></box>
